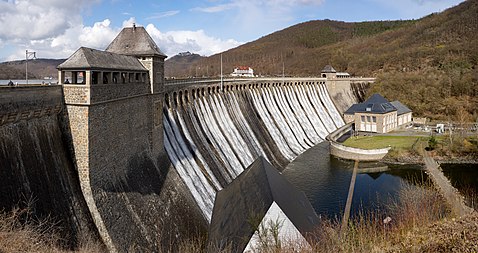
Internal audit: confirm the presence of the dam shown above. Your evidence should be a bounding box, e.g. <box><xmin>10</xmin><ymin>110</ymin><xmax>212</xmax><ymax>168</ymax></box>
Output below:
<box><xmin>0</xmin><ymin>25</ymin><xmax>373</xmax><ymax>252</ymax></box>
<box><xmin>163</xmin><ymin>79</ymin><xmax>347</xmax><ymax>221</ymax></box>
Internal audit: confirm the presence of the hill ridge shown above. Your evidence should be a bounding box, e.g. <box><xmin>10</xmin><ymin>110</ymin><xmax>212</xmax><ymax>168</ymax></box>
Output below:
<box><xmin>167</xmin><ymin>0</ymin><xmax>477</xmax><ymax>120</ymax></box>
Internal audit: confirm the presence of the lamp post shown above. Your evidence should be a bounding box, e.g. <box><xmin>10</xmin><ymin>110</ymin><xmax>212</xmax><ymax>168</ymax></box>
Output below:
<box><xmin>25</xmin><ymin>50</ymin><xmax>36</xmax><ymax>85</ymax></box>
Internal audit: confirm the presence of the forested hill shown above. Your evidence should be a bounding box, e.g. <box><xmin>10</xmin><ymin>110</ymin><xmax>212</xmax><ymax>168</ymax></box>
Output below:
<box><xmin>173</xmin><ymin>0</ymin><xmax>477</xmax><ymax>120</ymax></box>
<box><xmin>165</xmin><ymin>52</ymin><xmax>205</xmax><ymax>78</ymax></box>
<box><xmin>0</xmin><ymin>59</ymin><xmax>64</xmax><ymax>80</ymax></box>
<box><xmin>166</xmin><ymin>19</ymin><xmax>416</xmax><ymax>78</ymax></box>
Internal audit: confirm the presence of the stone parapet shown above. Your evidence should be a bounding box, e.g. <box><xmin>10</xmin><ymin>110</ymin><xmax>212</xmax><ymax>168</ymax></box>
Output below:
<box><xmin>63</xmin><ymin>82</ymin><xmax>150</xmax><ymax>105</ymax></box>
<box><xmin>90</xmin><ymin>83</ymin><xmax>150</xmax><ymax>103</ymax></box>
<box><xmin>330</xmin><ymin>142</ymin><xmax>390</xmax><ymax>161</ymax></box>
<box><xmin>63</xmin><ymin>85</ymin><xmax>90</xmax><ymax>104</ymax></box>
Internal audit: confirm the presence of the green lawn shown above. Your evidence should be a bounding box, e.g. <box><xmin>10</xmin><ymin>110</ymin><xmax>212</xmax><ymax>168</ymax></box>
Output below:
<box><xmin>341</xmin><ymin>135</ymin><xmax>426</xmax><ymax>150</ymax></box>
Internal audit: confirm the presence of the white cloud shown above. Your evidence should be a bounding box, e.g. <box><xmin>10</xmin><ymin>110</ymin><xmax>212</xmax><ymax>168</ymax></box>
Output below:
<box><xmin>6</xmin><ymin>18</ymin><xmax>119</xmax><ymax>61</ymax></box>
<box><xmin>0</xmin><ymin>0</ymin><xmax>99</xmax><ymax>41</ymax></box>
<box><xmin>145</xmin><ymin>24</ymin><xmax>242</xmax><ymax>57</ymax></box>
<box><xmin>371</xmin><ymin>0</ymin><xmax>463</xmax><ymax>18</ymax></box>
<box><xmin>191</xmin><ymin>3</ymin><xmax>236</xmax><ymax>13</ymax></box>
<box><xmin>191</xmin><ymin>0</ymin><xmax>326</xmax><ymax>42</ymax></box>
<box><xmin>0</xmin><ymin>0</ymin><xmax>317</xmax><ymax>61</ymax></box>
<box><xmin>78</xmin><ymin>19</ymin><xmax>119</xmax><ymax>48</ymax></box>
<box><xmin>145</xmin><ymin>10</ymin><xmax>180</xmax><ymax>20</ymax></box>
<box><xmin>267</xmin><ymin>0</ymin><xmax>324</xmax><ymax>6</ymax></box>
<box><xmin>122</xmin><ymin>17</ymin><xmax>137</xmax><ymax>28</ymax></box>
<box><xmin>192</xmin><ymin>0</ymin><xmax>324</xmax><ymax>13</ymax></box>
<box><xmin>4</xmin><ymin>15</ymin><xmax>241</xmax><ymax>61</ymax></box>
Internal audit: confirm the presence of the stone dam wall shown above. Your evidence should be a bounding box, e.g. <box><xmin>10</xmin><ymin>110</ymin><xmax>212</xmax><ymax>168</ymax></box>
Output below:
<box><xmin>0</xmin><ymin>86</ymin><xmax>207</xmax><ymax>252</ymax></box>
<box><xmin>0</xmin><ymin>78</ymin><xmax>369</xmax><ymax>252</ymax></box>
<box><xmin>65</xmin><ymin>91</ymin><xmax>207</xmax><ymax>252</ymax></box>
<box><xmin>0</xmin><ymin>86</ymin><xmax>98</xmax><ymax>248</ymax></box>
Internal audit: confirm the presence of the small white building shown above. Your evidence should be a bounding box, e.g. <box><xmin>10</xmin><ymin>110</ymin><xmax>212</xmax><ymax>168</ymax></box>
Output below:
<box><xmin>231</xmin><ymin>66</ymin><xmax>254</xmax><ymax>77</ymax></box>
<box><xmin>344</xmin><ymin>94</ymin><xmax>412</xmax><ymax>133</ymax></box>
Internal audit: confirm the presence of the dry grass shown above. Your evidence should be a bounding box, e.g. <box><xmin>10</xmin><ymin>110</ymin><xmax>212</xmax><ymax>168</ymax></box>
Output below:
<box><xmin>0</xmin><ymin>207</ymin><xmax>103</xmax><ymax>253</ymax></box>
<box><xmin>1</xmin><ymin>181</ymin><xmax>467</xmax><ymax>253</ymax></box>
<box><xmin>310</xmin><ymin>181</ymin><xmax>450</xmax><ymax>253</ymax></box>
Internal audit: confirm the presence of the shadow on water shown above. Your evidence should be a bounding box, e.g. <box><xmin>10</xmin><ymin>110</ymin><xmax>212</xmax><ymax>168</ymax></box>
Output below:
<box><xmin>283</xmin><ymin>142</ymin><xmax>428</xmax><ymax>218</ymax></box>
<box><xmin>441</xmin><ymin>164</ymin><xmax>478</xmax><ymax>209</ymax></box>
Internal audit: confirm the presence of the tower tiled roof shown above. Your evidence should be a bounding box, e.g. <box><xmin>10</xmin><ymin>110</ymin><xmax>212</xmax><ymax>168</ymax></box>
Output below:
<box><xmin>57</xmin><ymin>47</ymin><xmax>147</xmax><ymax>71</ymax></box>
<box><xmin>321</xmin><ymin>65</ymin><xmax>337</xmax><ymax>73</ymax></box>
<box><xmin>105</xmin><ymin>25</ymin><xmax>167</xmax><ymax>58</ymax></box>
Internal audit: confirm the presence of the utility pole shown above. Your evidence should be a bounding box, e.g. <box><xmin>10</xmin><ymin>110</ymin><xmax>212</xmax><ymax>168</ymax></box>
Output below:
<box><xmin>25</xmin><ymin>50</ymin><xmax>36</xmax><ymax>85</ymax></box>
<box><xmin>281</xmin><ymin>52</ymin><xmax>284</xmax><ymax>85</ymax></box>
<box><xmin>282</xmin><ymin>61</ymin><xmax>285</xmax><ymax>85</ymax></box>
<box><xmin>220</xmin><ymin>53</ymin><xmax>223</xmax><ymax>92</ymax></box>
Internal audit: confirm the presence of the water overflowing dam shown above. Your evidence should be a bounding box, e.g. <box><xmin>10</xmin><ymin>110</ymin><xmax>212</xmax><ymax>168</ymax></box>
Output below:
<box><xmin>163</xmin><ymin>80</ymin><xmax>346</xmax><ymax>221</ymax></box>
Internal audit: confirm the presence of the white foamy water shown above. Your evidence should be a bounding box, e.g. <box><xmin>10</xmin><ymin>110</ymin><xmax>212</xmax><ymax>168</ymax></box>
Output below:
<box><xmin>162</xmin><ymin>82</ymin><xmax>344</xmax><ymax>222</ymax></box>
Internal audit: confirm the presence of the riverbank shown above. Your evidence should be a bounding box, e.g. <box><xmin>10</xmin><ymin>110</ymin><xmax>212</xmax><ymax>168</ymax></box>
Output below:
<box><xmin>382</xmin><ymin>149</ymin><xmax>478</xmax><ymax>165</ymax></box>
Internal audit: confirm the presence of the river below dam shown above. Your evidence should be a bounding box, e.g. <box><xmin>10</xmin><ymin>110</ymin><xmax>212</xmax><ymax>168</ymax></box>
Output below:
<box><xmin>283</xmin><ymin>142</ymin><xmax>428</xmax><ymax>219</ymax></box>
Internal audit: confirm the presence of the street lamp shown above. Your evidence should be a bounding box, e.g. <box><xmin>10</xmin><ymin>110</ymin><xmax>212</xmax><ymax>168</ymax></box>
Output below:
<box><xmin>25</xmin><ymin>50</ymin><xmax>36</xmax><ymax>85</ymax></box>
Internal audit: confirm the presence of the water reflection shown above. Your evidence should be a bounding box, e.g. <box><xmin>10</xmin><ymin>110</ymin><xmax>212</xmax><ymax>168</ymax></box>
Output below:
<box><xmin>283</xmin><ymin>142</ymin><xmax>428</xmax><ymax>218</ymax></box>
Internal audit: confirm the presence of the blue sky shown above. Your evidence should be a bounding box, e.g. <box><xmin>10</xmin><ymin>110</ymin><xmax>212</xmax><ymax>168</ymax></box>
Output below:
<box><xmin>0</xmin><ymin>0</ymin><xmax>464</xmax><ymax>61</ymax></box>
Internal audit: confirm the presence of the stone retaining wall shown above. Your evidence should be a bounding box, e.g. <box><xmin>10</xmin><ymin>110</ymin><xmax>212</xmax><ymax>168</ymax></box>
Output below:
<box><xmin>330</xmin><ymin>142</ymin><xmax>390</xmax><ymax>161</ymax></box>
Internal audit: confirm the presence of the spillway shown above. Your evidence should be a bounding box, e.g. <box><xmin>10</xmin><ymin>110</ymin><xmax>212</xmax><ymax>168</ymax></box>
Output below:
<box><xmin>163</xmin><ymin>81</ymin><xmax>344</xmax><ymax>221</ymax></box>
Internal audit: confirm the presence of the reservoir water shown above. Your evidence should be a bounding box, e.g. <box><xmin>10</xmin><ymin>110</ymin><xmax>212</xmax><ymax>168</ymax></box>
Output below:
<box><xmin>442</xmin><ymin>163</ymin><xmax>478</xmax><ymax>209</ymax></box>
<box><xmin>0</xmin><ymin>79</ymin><xmax>58</xmax><ymax>85</ymax></box>
<box><xmin>283</xmin><ymin>142</ymin><xmax>428</xmax><ymax>218</ymax></box>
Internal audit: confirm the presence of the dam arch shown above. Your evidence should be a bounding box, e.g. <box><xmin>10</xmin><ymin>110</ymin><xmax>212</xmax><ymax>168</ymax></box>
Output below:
<box><xmin>161</xmin><ymin>78</ymin><xmax>369</xmax><ymax>223</ymax></box>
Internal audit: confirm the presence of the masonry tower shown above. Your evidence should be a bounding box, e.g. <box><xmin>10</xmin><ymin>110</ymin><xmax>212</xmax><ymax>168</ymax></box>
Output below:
<box><xmin>58</xmin><ymin>25</ymin><xmax>169</xmax><ymax>252</ymax></box>
<box><xmin>106</xmin><ymin>23</ymin><xmax>167</xmax><ymax>94</ymax></box>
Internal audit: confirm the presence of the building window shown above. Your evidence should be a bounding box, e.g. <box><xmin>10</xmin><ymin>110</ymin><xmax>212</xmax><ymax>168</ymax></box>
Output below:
<box><xmin>372</xmin><ymin>116</ymin><xmax>376</xmax><ymax>123</ymax></box>
<box><xmin>121</xmin><ymin>73</ymin><xmax>126</xmax><ymax>83</ymax></box>
<box><xmin>112</xmin><ymin>72</ymin><xmax>119</xmax><ymax>84</ymax></box>
<box><xmin>361</xmin><ymin>115</ymin><xmax>365</xmax><ymax>122</ymax></box>
<box><xmin>367</xmin><ymin>116</ymin><xmax>371</xmax><ymax>122</ymax></box>
<box><xmin>103</xmin><ymin>72</ymin><xmax>110</xmax><ymax>84</ymax></box>
<box><xmin>92</xmin><ymin>71</ymin><xmax>99</xmax><ymax>84</ymax></box>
